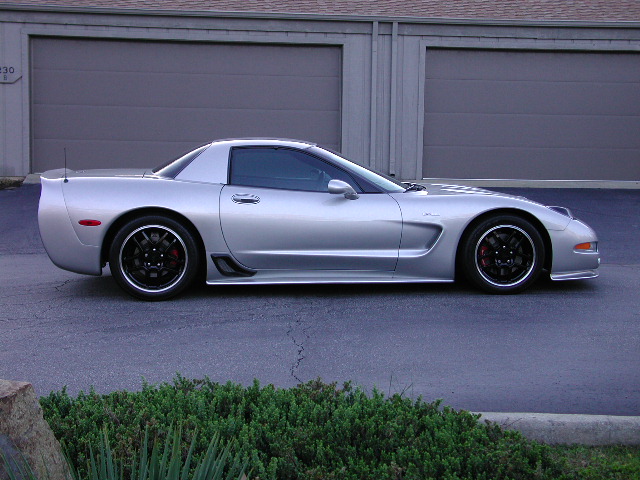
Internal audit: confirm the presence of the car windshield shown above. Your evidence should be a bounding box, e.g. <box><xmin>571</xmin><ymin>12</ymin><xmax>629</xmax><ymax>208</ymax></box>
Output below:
<box><xmin>152</xmin><ymin>143</ymin><xmax>210</xmax><ymax>177</ymax></box>
<box><xmin>308</xmin><ymin>146</ymin><xmax>406</xmax><ymax>193</ymax></box>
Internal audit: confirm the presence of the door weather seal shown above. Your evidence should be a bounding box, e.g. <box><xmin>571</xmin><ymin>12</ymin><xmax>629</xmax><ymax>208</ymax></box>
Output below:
<box><xmin>210</xmin><ymin>254</ymin><xmax>257</xmax><ymax>277</ymax></box>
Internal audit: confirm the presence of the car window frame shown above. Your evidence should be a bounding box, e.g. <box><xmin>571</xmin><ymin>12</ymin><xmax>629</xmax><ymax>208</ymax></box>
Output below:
<box><xmin>227</xmin><ymin>146</ymin><xmax>371</xmax><ymax>194</ymax></box>
<box><xmin>308</xmin><ymin>146</ymin><xmax>407</xmax><ymax>193</ymax></box>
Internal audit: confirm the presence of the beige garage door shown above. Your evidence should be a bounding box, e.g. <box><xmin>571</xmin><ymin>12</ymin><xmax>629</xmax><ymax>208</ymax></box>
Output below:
<box><xmin>31</xmin><ymin>38</ymin><xmax>342</xmax><ymax>172</ymax></box>
<box><xmin>423</xmin><ymin>49</ymin><xmax>640</xmax><ymax>181</ymax></box>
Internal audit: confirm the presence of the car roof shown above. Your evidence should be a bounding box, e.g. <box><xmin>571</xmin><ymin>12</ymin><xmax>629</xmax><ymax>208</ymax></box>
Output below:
<box><xmin>209</xmin><ymin>138</ymin><xmax>317</xmax><ymax>149</ymax></box>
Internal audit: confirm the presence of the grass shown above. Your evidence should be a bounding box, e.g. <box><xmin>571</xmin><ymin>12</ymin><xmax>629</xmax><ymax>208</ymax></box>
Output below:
<box><xmin>553</xmin><ymin>445</ymin><xmax>640</xmax><ymax>480</ymax></box>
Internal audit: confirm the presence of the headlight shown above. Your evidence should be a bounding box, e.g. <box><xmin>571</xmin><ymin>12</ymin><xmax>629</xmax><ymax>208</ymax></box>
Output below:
<box><xmin>547</xmin><ymin>206</ymin><xmax>574</xmax><ymax>219</ymax></box>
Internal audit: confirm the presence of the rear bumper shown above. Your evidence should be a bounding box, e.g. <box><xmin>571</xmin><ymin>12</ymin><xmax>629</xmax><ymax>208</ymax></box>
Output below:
<box><xmin>38</xmin><ymin>177</ymin><xmax>102</xmax><ymax>276</ymax></box>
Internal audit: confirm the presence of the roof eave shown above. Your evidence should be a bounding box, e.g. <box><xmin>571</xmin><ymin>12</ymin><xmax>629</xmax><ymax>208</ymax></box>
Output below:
<box><xmin>1</xmin><ymin>2</ymin><xmax>640</xmax><ymax>28</ymax></box>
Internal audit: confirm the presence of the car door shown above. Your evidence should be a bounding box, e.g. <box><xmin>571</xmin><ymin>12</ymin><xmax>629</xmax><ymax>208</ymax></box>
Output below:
<box><xmin>219</xmin><ymin>146</ymin><xmax>402</xmax><ymax>271</ymax></box>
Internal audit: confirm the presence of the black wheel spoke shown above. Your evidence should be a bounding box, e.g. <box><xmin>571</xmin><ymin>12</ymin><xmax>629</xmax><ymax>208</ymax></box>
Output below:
<box><xmin>505</xmin><ymin>230</ymin><xmax>518</xmax><ymax>245</ymax></box>
<box><xmin>122</xmin><ymin>251</ymin><xmax>143</xmax><ymax>263</ymax></box>
<box><xmin>162</xmin><ymin>266</ymin><xmax>181</xmax><ymax>274</ymax></box>
<box><xmin>489</xmin><ymin>231</ymin><xmax>507</xmax><ymax>247</ymax></box>
<box><xmin>162</xmin><ymin>238</ymin><xmax>177</xmax><ymax>254</ymax></box>
<box><xmin>133</xmin><ymin>236</ymin><xmax>145</xmax><ymax>252</ymax></box>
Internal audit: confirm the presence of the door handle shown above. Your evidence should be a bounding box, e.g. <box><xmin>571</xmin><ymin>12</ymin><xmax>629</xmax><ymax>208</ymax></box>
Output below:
<box><xmin>231</xmin><ymin>193</ymin><xmax>260</xmax><ymax>205</ymax></box>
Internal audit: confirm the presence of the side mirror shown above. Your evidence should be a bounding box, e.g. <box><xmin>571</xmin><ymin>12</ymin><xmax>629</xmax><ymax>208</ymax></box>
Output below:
<box><xmin>328</xmin><ymin>179</ymin><xmax>359</xmax><ymax>200</ymax></box>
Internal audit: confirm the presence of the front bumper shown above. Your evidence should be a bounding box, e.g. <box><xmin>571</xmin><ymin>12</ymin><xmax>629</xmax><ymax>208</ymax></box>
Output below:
<box><xmin>550</xmin><ymin>270</ymin><xmax>599</xmax><ymax>281</ymax></box>
<box><xmin>549</xmin><ymin>218</ymin><xmax>600</xmax><ymax>280</ymax></box>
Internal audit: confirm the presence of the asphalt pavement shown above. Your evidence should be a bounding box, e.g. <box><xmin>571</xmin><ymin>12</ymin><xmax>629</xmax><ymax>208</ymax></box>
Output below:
<box><xmin>0</xmin><ymin>184</ymin><xmax>639</xmax><ymax>444</ymax></box>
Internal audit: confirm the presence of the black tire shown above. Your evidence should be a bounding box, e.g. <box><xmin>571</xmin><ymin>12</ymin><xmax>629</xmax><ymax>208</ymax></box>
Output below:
<box><xmin>109</xmin><ymin>215</ymin><xmax>200</xmax><ymax>300</ymax></box>
<box><xmin>460</xmin><ymin>215</ymin><xmax>545</xmax><ymax>294</ymax></box>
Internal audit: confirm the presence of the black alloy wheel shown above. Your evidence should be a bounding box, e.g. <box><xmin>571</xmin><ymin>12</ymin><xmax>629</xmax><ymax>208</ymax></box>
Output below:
<box><xmin>461</xmin><ymin>215</ymin><xmax>545</xmax><ymax>294</ymax></box>
<box><xmin>109</xmin><ymin>216</ymin><xmax>200</xmax><ymax>300</ymax></box>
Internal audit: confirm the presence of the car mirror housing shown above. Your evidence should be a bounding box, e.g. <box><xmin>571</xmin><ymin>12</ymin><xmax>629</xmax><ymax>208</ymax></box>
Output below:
<box><xmin>328</xmin><ymin>179</ymin><xmax>359</xmax><ymax>200</ymax></box>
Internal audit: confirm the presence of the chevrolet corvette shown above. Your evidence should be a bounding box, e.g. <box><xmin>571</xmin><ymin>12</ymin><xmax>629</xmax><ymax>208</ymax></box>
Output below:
<box><xmin>38</xmin><ymin>138</ymin><xmax>600</xmax><ymax>300</ymax></box>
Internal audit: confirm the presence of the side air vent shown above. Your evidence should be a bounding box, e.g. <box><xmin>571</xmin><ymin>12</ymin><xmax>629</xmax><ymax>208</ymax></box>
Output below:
<box><xmin>211</xmin><ymin>254</ymin><xmax>257</xmax><ymax>277</ymax></box>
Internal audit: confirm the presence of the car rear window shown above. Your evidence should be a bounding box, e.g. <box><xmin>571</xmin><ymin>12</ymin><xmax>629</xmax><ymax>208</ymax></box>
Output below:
<box><xmin>152</xmin><ymin>144</ymin><xmax>210</xmax><ymax>178</ymax></box>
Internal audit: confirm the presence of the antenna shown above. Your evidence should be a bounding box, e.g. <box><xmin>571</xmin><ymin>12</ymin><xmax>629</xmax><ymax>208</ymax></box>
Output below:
<box><xmin>63</xmin><ymin>148</ymin><xmax>68</xmax><ymax>183</ymax></box>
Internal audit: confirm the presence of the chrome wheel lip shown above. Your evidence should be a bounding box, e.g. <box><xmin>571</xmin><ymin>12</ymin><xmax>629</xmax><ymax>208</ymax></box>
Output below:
<box><xmin>474</xmin><ymin>224</ymin><xmax>536</xmax><ymax>288</ymax></box>
<box><xmin>119</xmin><ymin>224</ymin><xmax>188</xmax><ymax>294</ymax></box>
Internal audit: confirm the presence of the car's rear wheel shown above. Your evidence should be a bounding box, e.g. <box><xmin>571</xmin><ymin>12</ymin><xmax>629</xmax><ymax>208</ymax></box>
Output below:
<box><xmin>109</xmin><ymin>216</ymin><xmax>199</xmax><ymax>300</ymax></box>
<box><xmin>461</xmin><ymin>215</ymin><xmax>545</xmax><ymax>294</ymax></box>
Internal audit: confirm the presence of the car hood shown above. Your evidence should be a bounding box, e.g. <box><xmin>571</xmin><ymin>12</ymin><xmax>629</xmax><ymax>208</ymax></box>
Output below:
<box><xmin>400</xmin><ymin>182</ymin><xmax>551</xmax><ymax>209</ymax></box>
<box><xmin>393</xmin><ymin>183</ymin><xmax>574</xmax><ymax>230</ymax></box>
<box><xmin>418</xmin><ymin>183</ymin><xmax>523</xmax><ymax>199</ymax></box>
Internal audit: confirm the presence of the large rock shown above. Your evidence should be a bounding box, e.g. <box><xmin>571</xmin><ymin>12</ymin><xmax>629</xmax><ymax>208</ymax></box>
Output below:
<box><xmin>0</xmin><ymin>380</ymin><xmax>71</xmax><ymax>480</ymax></box>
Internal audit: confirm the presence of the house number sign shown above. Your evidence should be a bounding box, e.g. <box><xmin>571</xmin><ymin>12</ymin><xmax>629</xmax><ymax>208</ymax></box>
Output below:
<box><xmin>1</xmin><ymin>65</ymin><xmax>20</xmax><ymax>83</ymax></box>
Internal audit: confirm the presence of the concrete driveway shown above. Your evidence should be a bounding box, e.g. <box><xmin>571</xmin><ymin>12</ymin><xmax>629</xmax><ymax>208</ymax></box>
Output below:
<box><xmin>0</xmin><ymin>184</ymin><xmax>638</xmax><ymax>415</ymax></box>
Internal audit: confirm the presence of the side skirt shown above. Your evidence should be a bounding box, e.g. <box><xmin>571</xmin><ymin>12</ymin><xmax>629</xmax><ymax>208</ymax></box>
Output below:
<box><xmin>205</xmin><ymin>270</ymin><xmax>454</xmax><ymax>285</ymax></box>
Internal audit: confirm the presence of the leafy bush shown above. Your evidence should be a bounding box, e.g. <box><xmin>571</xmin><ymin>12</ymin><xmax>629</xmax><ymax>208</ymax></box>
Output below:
<box><xmin>41</xmin><ymin>377</ymin><xmax>566</xmax><ymax>479</ymax></box>
<box><xmin>0</xmin><ymin>178</ymin><xmax>23</xmax><ymax>190</ymax></box>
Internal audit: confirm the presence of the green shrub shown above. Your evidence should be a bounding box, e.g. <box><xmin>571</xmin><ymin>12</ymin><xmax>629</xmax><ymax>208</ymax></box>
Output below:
<box><xmin>41</xmin><ymin>377</ymin><xmax>566</xmax><ymax>480</ymax></box>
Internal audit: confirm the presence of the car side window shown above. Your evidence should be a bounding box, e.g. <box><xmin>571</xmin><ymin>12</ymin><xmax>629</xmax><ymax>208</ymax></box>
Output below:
<box><xmin>229</xmin><ymin>147</ymin><xmax>362</xmax><ymax>192</ymax></box>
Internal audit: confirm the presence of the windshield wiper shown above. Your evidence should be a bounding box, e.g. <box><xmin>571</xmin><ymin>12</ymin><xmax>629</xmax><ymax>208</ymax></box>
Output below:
<box><xmin>404</xmin><ymin>183</ymin><xmax>427</xmax><ymax>192</ymax></box>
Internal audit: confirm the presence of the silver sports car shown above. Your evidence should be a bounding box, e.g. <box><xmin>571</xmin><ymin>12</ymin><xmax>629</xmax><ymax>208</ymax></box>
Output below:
<box><xmin>38</xmin><ymin>138</ymin><xmax>600</xmax><ymax>300</ymax></box>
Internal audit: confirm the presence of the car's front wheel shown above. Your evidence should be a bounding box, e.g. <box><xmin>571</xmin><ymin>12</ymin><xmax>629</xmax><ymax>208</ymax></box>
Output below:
<box><xmin>461</xmin><ymin>215</ymin><xmax>545</xmax><ymax>294</ymax></box>
<box><xmin>109</xmin><ymin>216</ymin><xmax>200</xmax><ymax>300</ymax></box>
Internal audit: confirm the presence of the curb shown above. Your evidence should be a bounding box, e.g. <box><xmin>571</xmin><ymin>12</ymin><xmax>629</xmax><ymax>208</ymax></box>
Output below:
<box><xmin>23</xmin><ymin>174</ymin><xmax>41</xmax><ymax>184</ymax></box>
<box><xmin>477</xmin><ymin>412</ymin><xmax>640</xmax><ymax>445</ymax></box>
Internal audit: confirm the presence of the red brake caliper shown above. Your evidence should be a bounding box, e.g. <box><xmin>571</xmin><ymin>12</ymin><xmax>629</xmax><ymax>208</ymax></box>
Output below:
<box><xmin>169</xmin><ymin>249</ymin><xmax>179</xmax><ymax>267</ymax></box>
<box><xmin>479</xmin><ymin>246</ymin><xmax>490</xmax><ymax>267</ymax></box>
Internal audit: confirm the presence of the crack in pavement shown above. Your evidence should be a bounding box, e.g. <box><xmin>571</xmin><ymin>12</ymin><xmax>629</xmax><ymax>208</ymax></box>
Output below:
<box><xmin>287</xmin><ymin>315</ymin><xmax>311</xmax><ymax>383</ymax></box>
<box><xmin>53</xmin><ymin>278</ymin><xmax>78</xmax><ymax>292</ymax></box>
